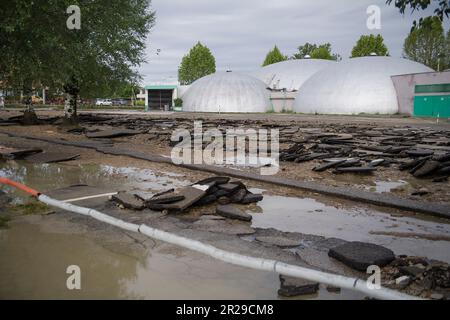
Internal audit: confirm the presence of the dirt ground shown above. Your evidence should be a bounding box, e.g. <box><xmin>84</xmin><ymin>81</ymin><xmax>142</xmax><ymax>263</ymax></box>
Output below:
<box><xmin>1</xmin><ymin>109</ymin><xmax>449</xmax><ymax>206</ymax></box>
<box><xmin>1</xmin><ymin>109</ymin><xmax>450</xmax><ymax>299</ymax></box>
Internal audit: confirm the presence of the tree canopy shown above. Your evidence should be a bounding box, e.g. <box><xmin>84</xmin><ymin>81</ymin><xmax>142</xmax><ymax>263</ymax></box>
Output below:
<box><xmin>386</xmin><ymin>0</ymin><xmax>449</xmax><ymax>28</ymax></box>
<box><xmin>0</xmin><ymin>0</ymin><xmax>155</xmax><ymax>119</ymax></box>
<box><xmin>262</xmin><ymin>46</ymin><xmax>287</xmax><ymax>66</ymax></box>
<box><xmin>403</xmin><ymin>16</ymin><xmax>448</xmax><ymax>71</ymax></box>
<box><xmin>292</xmin><ymin>43</ymin><xmax>341</xmax><ymax>61</ymax></box>
<box><xmin>178</xmin><ymin>42</ymin><xmax>216</xmax><ymax>85</ymax></box>
<box><xmin>447</xmin><ymin>29</ymin><xmax>450</xmax><ymax>69</ymax></box>
<box><xmin>351</xmin><ymin>34</ymin><xmax>390</xmax><ymax>57</ymax></box>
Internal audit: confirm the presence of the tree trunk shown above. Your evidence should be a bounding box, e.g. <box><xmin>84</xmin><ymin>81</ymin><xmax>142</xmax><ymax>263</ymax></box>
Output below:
<box><xmin>22</xmin><ymin>79</ymin><xmax>33</xmax><ymax>111</ymax></box>
<box><xmin>22</xmin><ymin>79</ymin><xmax>39</xmax><ymax>125</ymax></box>
<box><xmin>63</xmin><ymin>76</ymin><xmax>80</xmax><ymax>125</ymax></box>
<box><xmin>64</xmin><ymin>91</ymin><xmax>78</xmax><ymax>120</ymax></box>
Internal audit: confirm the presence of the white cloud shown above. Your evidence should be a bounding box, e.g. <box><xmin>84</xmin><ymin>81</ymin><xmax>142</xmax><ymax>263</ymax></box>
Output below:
<box><xmin>140</xmin><ymin>0</ymin><xmax>449</xmax><ymax>84</ymax></box>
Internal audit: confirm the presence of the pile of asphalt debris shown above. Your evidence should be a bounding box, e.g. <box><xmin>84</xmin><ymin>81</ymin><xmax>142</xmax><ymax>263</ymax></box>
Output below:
<box><xmin>63</xmin><ymin>115</ymin><xmax>450</xmax><ymax>181</ymax></box>
<box><xmin>111</xmin><ymin>176</ymin><xmax>263</xmax><ymax>220</ymax></box>
<box><xmin>280</xmin><ymin>127</ymin><xmax>450</xmax><ymax>181</ymax></box>
<box><xmin>381</xmin><ymin>256</ymin><xmax>450</xmax><ymax>299</ymax></box>
<box><xmin>279</xmin><ymin>241</ymin><xmax>450</xmax><ymax>299</ymax></box>
<box><xmin>4</xmin><ymin>114</ymin><xmax>450</xmax><ymax>180</ymax></box>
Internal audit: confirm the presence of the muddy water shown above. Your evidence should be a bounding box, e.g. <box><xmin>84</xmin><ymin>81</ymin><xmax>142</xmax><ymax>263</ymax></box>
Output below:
<box><xmin>0</xmin><ymin>161</ymin><xmax>189</xmax><ymax>202</ymax></box>
<box><xmin>0</xmin><ymin>214</ymin><xmax>360</xmax><ymax>300</ymax></box>
<box><xmin>252</xmin><ymin>191</ymin><xmax>450</xmax><ymax>263</ymax></box>
<box><xmin>0</xmin><ymin>218</ymin><xmax>281</xmax><ymax>299</ymax></box>
<box><xmin>1</xmin><ymin>160</ymin><xmax>449</xmax><ymax>299</ymax></box>
<box><xmin>0</xmin><ymin>161</ymin><xmax>361</xmax><ymax>299</ymax></box>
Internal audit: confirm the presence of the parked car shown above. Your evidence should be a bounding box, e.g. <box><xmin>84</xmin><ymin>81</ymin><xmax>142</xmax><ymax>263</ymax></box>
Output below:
<box><xmin>96</xmin><ymin>98</ymin><xmax>112</xmax><ymax>106</ymax></box>
<box><xmin>112</xmin><ymin>98</ymin><xmax>130</xmax><ymax>106</ymax></box>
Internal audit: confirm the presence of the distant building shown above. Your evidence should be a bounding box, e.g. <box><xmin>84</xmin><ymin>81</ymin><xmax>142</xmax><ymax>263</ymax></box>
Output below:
<box><xmin>182</xmin><ymin>72</ymin><xmax>270</xmax><ymax>113</ymax></box>
<box><xmin>392</xmin><ymin>71</ymin><xmax>450</xmax><ymax>117</ymax></box>
<box><xmin>143</xmin><ymin>56</ymin><xmax>447</xmax><ymax>116</ymax></box>
<box><xmin>250</xmin><ymin>59</ymin><xmax>335</xmax><ymax>112</ymax></box>
<box><xmin>293</xmin><ymin>56</ymin><xmax>432</xmax><ymax>115</ymax></box>
<box><xmin>144</xmin><ymin>83</ymin><xmax>178</xmax><ymax>111</ymax></box>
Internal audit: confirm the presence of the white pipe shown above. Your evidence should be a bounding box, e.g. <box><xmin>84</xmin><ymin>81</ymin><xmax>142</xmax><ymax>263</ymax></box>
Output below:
<box><xmin>62</xmin><ymin>192</ymin><xmax>118</xmax><ymax>203</ymax></box>
<box><xmin>37</xmin><ymin>194</ymin><xmax>421</xmax><ymax>300</ymax></box>
<box><xmin>39</xmin><ymin>195</ymin><xmax>140</xmax><ymax>233</ymax></box>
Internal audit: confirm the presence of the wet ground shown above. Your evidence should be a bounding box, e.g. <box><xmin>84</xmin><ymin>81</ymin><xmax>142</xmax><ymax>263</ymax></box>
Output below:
<box><xmin>1</xmin><ymin>158</ymin><xmax>450</xmax><ymax>299</ymax></box>
<box><xmin>2</xmin><ymin>110</ymin><xmax>449</xmax><ymax>206</ymax></box>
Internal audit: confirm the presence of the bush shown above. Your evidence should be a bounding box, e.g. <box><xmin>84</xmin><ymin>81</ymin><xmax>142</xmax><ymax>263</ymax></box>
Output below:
<box><xmin>174</xmin><ymin>98</ymin><xmax>183</xmax><ymax>107</ymax></box>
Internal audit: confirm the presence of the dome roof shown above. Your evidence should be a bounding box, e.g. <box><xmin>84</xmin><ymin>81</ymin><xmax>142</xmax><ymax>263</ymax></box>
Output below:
<box><xmin>294</xmin><ymin>56</ymin><xmax>433</xmax><ymax>115</ymax></box>
<box><xmin>252</xmin><ymin>59</ymin><xmax>336</xmax><ymax>91</ymax></box>
<box><xmin>182</xmin><ymin>72</ymin><xmax>271</xmax><ymax>113</ymax></box>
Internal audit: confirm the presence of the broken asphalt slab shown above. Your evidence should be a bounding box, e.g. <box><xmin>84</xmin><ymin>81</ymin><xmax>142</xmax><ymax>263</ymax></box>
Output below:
<box><xmin>24</xmin><ymin>151</ymin><xmax>80</xmax><ymax>163</ymax></box>
<box><xmin>278</xmin><ymin>275</ymin><xmax>320</xmax><ymax>297</ymax></box>
<box><xmin>192</xmin><ymin>219</ymin><xmax>256</xmax><ymax>236</ymax></box>
<box><xmin>255</xmin><ymin>236</ymin><xmax>301</xmax><ymax>248</ymax></box>
<box><xmin>216</xmin><ymin>204</ymin><xmax>252</xmax><ymax>222</ymax></box>
<box><xmin>147</xmin><ymin>184</ymin><xmax>210</xmax><ymax>212</ymax></box>
<box><xmin>112</xmin><ymin>192</ymin><xmax>145</xmax><ymax>211</ymax></box>
<box><xmin>3</xmin><ymin>131</ymin><xmax>450</xmax><ymax>219</ymax></box>
<box><xmin>85</xmin><ymin>129</ymin><xmax>142</xmax><ymax>139</ymax></box>
<box><xmin>0</xmin><ymin>146</ymin><xmax>42</xmax><ymax>160</ymax></box>
<box><xmin>46</xmin><ymin>185</ymin><xmax>117</xmax><ymax>208</ymax></box>
<box><xmin>328</xmin><ymin>241</ymin><xmax>395</xmax><ymax>272</ymax></box>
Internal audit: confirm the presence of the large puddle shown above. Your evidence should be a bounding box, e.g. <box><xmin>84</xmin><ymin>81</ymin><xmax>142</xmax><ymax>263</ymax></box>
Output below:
<box><xmin>252</xmin><ymin>192</ymin><xmax>450</xmax><ymax>263</ymax></box>
<box><xmin>1</xmin><ymin>160</ymin><xmax>449</xmax><ymax>299</ymax></box>
<box><xmin>0</xmin><ymin>219</ymin><xmax>281</xmax><ymax>299</ymax></box>
<box><xmin>0</xmin><ymin>214</ymin><xmax>360</xmax><ymax>300</ymax></box>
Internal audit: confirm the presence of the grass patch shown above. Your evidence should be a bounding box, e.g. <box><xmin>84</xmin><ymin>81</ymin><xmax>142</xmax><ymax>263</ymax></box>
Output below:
<box><xmin>11</xmin><ymin>201</ymin><xmax>52</xmax><ymax>215</ymax></box>
<box><xmin>0</xmin><ymin>215</ymin><xmax>10</xmax><ymax>229</ymax></box>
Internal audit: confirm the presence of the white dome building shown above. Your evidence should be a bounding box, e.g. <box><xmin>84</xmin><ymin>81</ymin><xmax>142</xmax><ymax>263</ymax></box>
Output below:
<box><xmin>182</xmin><ymin>72</ymin><xmax>271</xmax><ymax>113</ymax></box>
<box><xmin>294</xmin><ymin>56</ymin><xmax>433</xmax><ymax>115</ymax></box>
<box><xmin>252</xmin><ymin>59</ymin><xmax>336</xmax><ymax>92</ymax></box>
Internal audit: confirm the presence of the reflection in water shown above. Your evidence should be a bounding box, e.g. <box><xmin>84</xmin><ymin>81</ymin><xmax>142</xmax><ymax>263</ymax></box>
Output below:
<box><xmin>372</xmin><ymin>180</ymin><xmax>407</xmax><ymax>193</ymax></box>
<box><xmin>0</xmin><ymin>161</ymin><xmax>189</xmax><ymax>202</ymax></box>
<box><xmin>0</xmin><ymin>160</ymin><xmax>448</xmax><ymax>299</ymax></box>
<box><xmin>252</xmin><ymin>194</ymin><xmax>450</xmax><ymax>263</ymax></box>
<box><xmin>0</xmin><ymin>219</ymin><xmax>361</xmax><ymax>300</ymax></box>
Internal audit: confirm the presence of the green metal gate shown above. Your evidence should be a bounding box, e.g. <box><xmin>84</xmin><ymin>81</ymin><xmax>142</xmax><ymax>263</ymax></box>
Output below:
<box><xmin>414</xmin><ymin>96</ymin><xmax>450</xmax><ymax>117</ymax></box>
<box><xmin>414</xmin><ymin>84</ymin><xmax>450</xmax><ymax>118</ymax></box>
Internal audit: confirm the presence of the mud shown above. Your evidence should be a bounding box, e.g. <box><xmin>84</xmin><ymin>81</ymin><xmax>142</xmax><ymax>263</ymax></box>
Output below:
<box><xmin>1</xmin><ymin>110</ymin><xmax>450</xmax><ymax>299</ymax></box>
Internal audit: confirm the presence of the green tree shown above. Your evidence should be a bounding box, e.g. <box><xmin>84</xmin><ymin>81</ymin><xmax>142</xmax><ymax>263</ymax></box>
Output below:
<box><xmin>0</xmin><ymin>1</ymin><xmax>65</xmax><ymax>121</ymax></box>
<box><xmin>403</xmin><ymin>16</ymin><xmax>447</xmax><ymax>71</ymax></box>
<box><xmin>262</xmin><ymin>46</ymin><xmax>287</xmax><ymax>66</ymax></box>
<box><xmin>178</xmin><ymin>42</ymin><xmax>216</xmax><ymax>85</ymax></box>
<box><xmin>292</xmin><ymin>43</ymin><xmax>341</xmax><ymax>61</ymax></box>
<box><xmin>291</xmin><ymin>43</ymin><xmax>317</xmax><ymax>59</ymax></box>
<box><xmin>351</xmin><ymin>34</ymin><xmax>390</xmax><ymax>57</ymax></box>
<box><xmin>0</xmin><ymin>0</ymin><xmax>155</xmax><ymax>123</ymax></box>
<box><xmin>446</xmin><ymin>29</ymin><xmax>450</xmax><ymax>70</ymax></box>
<box><xmin>386</xmin><ymin>0</ymin><xmax>449</xmax><ymax>28</ymax></box>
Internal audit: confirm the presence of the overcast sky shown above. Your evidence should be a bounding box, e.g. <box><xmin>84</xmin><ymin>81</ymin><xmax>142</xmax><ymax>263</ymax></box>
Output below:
<box><xmin>139</xmin><ymin>0</ymin><xmax>449</xmax><ymax>84</ymax></box>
